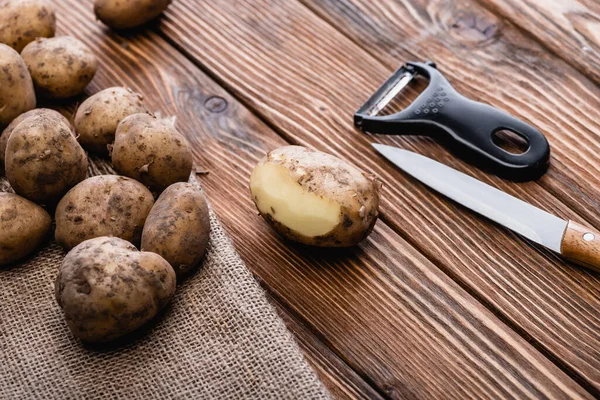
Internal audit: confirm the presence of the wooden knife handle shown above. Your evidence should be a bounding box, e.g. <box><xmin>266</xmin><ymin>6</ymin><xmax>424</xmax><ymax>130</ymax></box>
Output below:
<box><xmin>560</xmin><ymin>221</ymin><xmax>600</xmax><ymax>273</ymax></box>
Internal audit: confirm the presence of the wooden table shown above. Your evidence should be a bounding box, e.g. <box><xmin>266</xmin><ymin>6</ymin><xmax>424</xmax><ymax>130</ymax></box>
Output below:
<box><xmin>54</xmin><ymin>0</ymin><xmax>600</xmax><ymax>398</ymax></box>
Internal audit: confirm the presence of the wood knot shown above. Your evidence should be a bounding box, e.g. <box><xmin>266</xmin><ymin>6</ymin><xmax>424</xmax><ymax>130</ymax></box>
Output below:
<box><xmin>450</xmin><ymin>11</ymin><xmax>499</xmax><ymax>42</ymax></box>
<box><xmin>204</xmin><ymin>96</ymin><xmax>228</xmax><ymax>113</ymax></box>
<box><xmin>435</xmin><ymin>1</ymin><xmax>501</xmax><ymax>47</ymax></box>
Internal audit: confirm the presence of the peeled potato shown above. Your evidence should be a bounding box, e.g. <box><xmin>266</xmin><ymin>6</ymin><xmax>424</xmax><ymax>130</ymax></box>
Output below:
<box><xmin>250</xmin><ymin>146</ymin><xmax>381</xmax><ymax>247</ymax></box>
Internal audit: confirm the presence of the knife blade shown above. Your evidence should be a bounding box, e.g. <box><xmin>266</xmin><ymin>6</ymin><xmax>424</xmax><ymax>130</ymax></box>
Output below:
<box><xmin>373</xmin><ymin>143</ymin><xmax>600</xmax><ymax>272</ymax></box>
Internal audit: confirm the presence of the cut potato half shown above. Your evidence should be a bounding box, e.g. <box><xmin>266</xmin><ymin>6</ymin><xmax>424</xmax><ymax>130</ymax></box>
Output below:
<box><xmin>250</xmin><ymin>146</ymin><xmax>381</xmax><ymax>247</ymax></box>
<box><xmin>251</xmin><ymin>162</ymin><xmax>341</xmax><ymax>237</ymax></box>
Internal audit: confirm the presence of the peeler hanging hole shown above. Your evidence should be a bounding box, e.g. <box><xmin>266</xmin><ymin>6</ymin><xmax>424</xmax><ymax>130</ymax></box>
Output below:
<box><xmin>492</xmin><ymin>129</ymin><xmax>530</xmax><ymax>155</ymax></box>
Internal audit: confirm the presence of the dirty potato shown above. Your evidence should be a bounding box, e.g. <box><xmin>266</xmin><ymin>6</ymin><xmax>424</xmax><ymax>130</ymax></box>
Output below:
<box><xmin>0</xmin><ymin>0</ymin><xmax>56</xmax><ymax>52</ymax></box>
<box><xmin>5</xmin><ymin>114</ymin><xmax>87</xmax><ymax>206</ymax></box>
<box><xmin>141</xmin><ymin>183</ymin><xmax>210</xmax><ymax>277</ymax></box>
<box><xmin>21</xmin><ymin>36</ymin><xmax>98</xmax><ymax>99</ymax></box>
<box><xmin>0</xmin><ymin>192</ymin><xmax>51</xmax><ymax>266</ymax></box>
<box><xmin>55</xmin><ymin>236</ymin><xmax>176</xmax><ymax>343</ymax></box>
<box><xmin>94</xmin><ymin>0</ymin><xmax>172</xmax><ymax>30</ymax></box>
<box><xmin>74</xmin><ymin>87</ymin><xmax>148</xmax><ymax>155</ymax></box>
<box><xmin>112</xmin><ymin>113</ymin><xmax>193</xmax><ymax>193</ymax></box>
<box><xmin>0</xmin><ymin>44</ymin><xmax>36</xmax><ymax>127</ymax></box>
<box><xmin>55</xmin><ymin>175</ymin><xmax>155</xmax><ymax>251</ymax></box>
<box><xmin>250</xmin><ymin>146</ymin><xmax>381</xmax><ymax>247</ymax></box>
<box><xmin>0</xmin><ymin>108</ymin><xmax>71</xmax><ymax>172</ymax></box>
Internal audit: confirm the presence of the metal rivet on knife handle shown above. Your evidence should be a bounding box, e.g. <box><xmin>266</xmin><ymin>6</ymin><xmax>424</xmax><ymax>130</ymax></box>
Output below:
<box><xmin>560</xmin><ymin>221</ymin><xmax>600</xmax><ymax>273</ymax></box>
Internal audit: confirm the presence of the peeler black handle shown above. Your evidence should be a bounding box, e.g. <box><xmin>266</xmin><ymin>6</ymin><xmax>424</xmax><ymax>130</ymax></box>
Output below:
<box><xmin>355</xmin><ymin>62</ymin><xmax>550</xmax><ymax>181</ymax></box>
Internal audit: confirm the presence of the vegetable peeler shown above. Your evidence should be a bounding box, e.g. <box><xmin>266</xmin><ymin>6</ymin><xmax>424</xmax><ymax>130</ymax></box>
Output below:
<box><xmin>354</xmin><ymin>61</ymin><xmax>550</xmax><ymax>181</ymax></box>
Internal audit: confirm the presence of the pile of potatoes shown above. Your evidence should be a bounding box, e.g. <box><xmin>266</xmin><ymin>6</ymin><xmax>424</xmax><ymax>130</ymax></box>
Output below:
<box><xmin>0</xmin><ymin>0</ymin><xmax>382</xmax><ymax>344</ymax></box>
<box><xmin>0</xmin><ymin>0</ymin><xmax>207</xmax><ymax>344</ymax></box>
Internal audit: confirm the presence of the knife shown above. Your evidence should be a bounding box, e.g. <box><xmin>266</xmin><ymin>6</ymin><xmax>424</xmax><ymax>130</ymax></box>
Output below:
<box><xmin>373</xmin><ymin>143</ymin><xmax>600</xmax><ymax>273</ymax></box>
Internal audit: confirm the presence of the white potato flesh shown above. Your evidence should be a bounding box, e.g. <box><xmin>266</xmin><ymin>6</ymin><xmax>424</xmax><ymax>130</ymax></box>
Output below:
<box><xmin>250</xmin><ymin>162</ymin><xmax>341</xmax><ymax>237</ymax></box>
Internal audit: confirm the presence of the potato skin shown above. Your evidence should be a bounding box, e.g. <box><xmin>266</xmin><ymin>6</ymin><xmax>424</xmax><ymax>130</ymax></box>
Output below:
<box><xmin>94</xmin><ymin>0</ymin><xmax>172</xmax><ymax>30</ymax></box>
<box><xmin>0</xmin><ymin>192</ymin><xmax>51</xmax><ymax>266</ymax></box>
<box><xmin>5</xmin><ymin>114</ymin><xmax>87</xmax><ymax>206</ymax></box>
<box><xmin>55</xmin><ymin>236</ymin><xmax>176</xmax><ymax>343</ymax></box>
<box><xmin>112</xmin><ymin>114</ymin><xmax>193</xmax><ymax>193</ymax></box>
<box><xmin>0</xmin><ymin>44</ymin><xmax>36</xmax><ymax>127</ymax></box>
<box><xmin>0</xmin><ymin>0</ymin><xmax>56</xmax><ymax>52</ymax></box>
<box><xmin>74</xmin><ymin>87</ymin><xmax>149</xmax><ymax>155</ymax></box>
<box><xmin>21</xmin><ymin>37</ymin><xmax>98</xmax><ymax>99</ymax></box>
<box><xmin>251</xmin><ymin>146</ymin><xmax>381</xmax><ymax>247</ymax></box>
<box><xmin>0</xmin><ymin>108</ymin><xmax>71</xmax><ymax>172</ymax></box>
<box><xmin>142</xmin><ymin>183</ymin><xmax>210</xmax><ymax>277</ymax></box>
<box><xmin>55</xmin><ymin>175</ymin><xmax>155</xmax><ymax>251</ymax></box>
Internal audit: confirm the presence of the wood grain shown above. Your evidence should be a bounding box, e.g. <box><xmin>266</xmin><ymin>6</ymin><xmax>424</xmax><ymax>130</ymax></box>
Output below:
<box><xmin>475</xmin><ymin>0</ymin><xmax>600</xmax><ymax>85</ymax></box>
<box><xmin>233</xmin><ymin>215</ymin><xmax>591</xmax><ymax>399</ymax></box>
<box><xmin>50</xmin><ymin>0</ymin><xmax>593</xmax><ymax>398</ymax></box>
<box><xmin>562</xmin><ymin>221</ymin><xmax>600</xmax><ymax>273</ymax></box>
<box><xmin>269</xmin><ymin>293</ymin><xmax>386</xmax><ymax>400</ymax></box>
<box><xmin>157</xmin><ymin>0</ymin><xmax>600</xmax><ymax>393</ymax></box>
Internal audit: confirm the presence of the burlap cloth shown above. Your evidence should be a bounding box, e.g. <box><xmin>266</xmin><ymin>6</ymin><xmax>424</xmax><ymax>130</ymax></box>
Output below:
<box><xmin>0</xmin><ymin>159</ymin><xmax>330</xmax><ymax>400</ymax></box>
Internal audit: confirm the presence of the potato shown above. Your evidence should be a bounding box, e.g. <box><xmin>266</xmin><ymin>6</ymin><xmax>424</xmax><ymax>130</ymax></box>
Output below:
<box><xmin>55</xmin><ymin>236</ymin><xmax>176</xmax><ymax>343</ymax></box>
<box><xmin>55</xmin><ymin>175</ymin><xmax>155</xmax><ymax>251</ymax></box>
<box><xmin>112</xmin><ymin>114</ymin><xmax>193</xmax><ymax>193</ymax></box>
<box><xmin>21</xmin><ymin>36</ymin><xmax>98</xmax><ymax>99</ymax></box>
<box><xmin>0</xmin><ymin>108</ymin><xmax>71</xmax><ymax>172</ymax></box>
<box><xmin>141</xmin><ymin>183</ymin><xmax>210</xmax><ymax>277</ymax></box>
<box><xmin>0</xmin><ymin>192</ymin><xmax>51</xmax><ymax>266</ymax></box>
<box><xmin>250</xmin><ymin>146</ymin><xmax>381</xmax><ymax>247</ymax></box>
<box><xmin>74</xmin><ymin>87</ymin><xmax>148</xmax><ymax>155</ymax></box>
<box><xmin>0</xmin><ymin>44</ymin><xmax>36</xmax><ymax>127</ymax></box>
<box><xmin>0</xmin><ymin>0</ymin><xmax>56</xmax><ymax>52</ymax></box>
<box><xmin>5</xmin><ymin>114</ymin><xmax>87</xmax><ymax>206</ymax></box>
<box><xmin>94</xmin><ymin>0</ymin><xmax>172</xmax><ymax>30</ymax></box>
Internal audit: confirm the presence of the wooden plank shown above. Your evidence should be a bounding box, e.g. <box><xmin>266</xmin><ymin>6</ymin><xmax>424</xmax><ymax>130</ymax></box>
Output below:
<box><xmin>156</xmin><ymin>0</ymin><xmax>600</xmax><ymax>393</ymax></box>
<box><xmin>269</xmin><ymin>293</ymin><xmax>386</xmax><ymax>400</ymax></box>
<box><xmin>51</xmin><ymin>1</ymin><xmax>592</xmax><ymax>398</ymax></box>
<box><xmin>475</xmin><ymin>0</ymin><xmax>600</xmax><ymax>85</ymax></box>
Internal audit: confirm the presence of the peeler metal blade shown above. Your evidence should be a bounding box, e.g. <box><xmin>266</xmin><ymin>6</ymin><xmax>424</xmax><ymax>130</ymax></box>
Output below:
<box><xmin>354</xmin><ymin>64</ymin><xmax>422</xmax><ymax>123</ymax></box>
